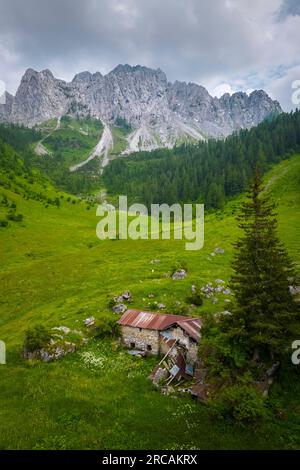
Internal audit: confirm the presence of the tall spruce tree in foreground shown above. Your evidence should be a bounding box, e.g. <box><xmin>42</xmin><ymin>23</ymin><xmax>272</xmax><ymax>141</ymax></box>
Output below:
<box><xmin>229</xmin><ymin>170</ymin><xmax>299</xmax><ymax>360</ymax></box>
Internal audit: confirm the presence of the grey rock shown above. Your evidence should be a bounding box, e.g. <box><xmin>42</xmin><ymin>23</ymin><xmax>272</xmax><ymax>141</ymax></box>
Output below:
<box><xmin>122</xmin><ymin>291</ymin><xmax>132</xmax><ymax>301</ymax></box>
<box><xmin>223</xmin><ymin>288</ymin><xmax>231</xmax><ymax>295</ymax></box>
<box><xmin>157</xmin><ymin>303</ymin><xmax>166</xmax><ymax>310</ymax></box>
<box><xmin>266</xmin><ymin>362</ymin><xmax>280</xmax><ymax>377</ymax></box>
<box><xmin>172</xmin><ymin>269</ymin><xmax>187</xmax><ymax>280</ymax></box>
<box><xmin>289</xmin><ymin>285</ymin><xmax>300</xmax><ymax>296</ymax></box>
<box><xmin>83</xmin><ymin>316</ymin><xmax>95</xmax><ymax>326</ymax></box>
<box><xmin>52</xmin><ymin>326</ymin><xmax>71</xmax><ymax>334</ymax></box>
<box><xmin>112</xmin><ymin>304</ymin><xmax>127</xmax><ymax>314</ymax></box>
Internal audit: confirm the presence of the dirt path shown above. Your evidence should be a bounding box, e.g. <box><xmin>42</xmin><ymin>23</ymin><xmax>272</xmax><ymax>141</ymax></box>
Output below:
<box><xmin>35</xmin><ymin>116</ymin><xmax>61</xmax><ymax>156</ymax></box>
<box><xmin>69</xmin><ymin>123</ymin><xmax>113</xmax><ymax>173</ymax></box>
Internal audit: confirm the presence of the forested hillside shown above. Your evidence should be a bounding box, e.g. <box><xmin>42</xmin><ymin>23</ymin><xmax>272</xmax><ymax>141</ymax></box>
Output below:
<box><xmin>0</xmin><ymin>120</ymin><xmax>103</xmax><ymax>195</ymax></box>
<box><xmin>103</xmin><ymin>110</ymin><xmax>300</xmax><ymax>208</ymax></box>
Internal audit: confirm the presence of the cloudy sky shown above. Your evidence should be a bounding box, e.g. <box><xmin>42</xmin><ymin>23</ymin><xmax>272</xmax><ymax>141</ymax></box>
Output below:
<box><xmin>0</xmin><ymin>0</ymin><xmax>299</xmax><ymax>110</ymax></box>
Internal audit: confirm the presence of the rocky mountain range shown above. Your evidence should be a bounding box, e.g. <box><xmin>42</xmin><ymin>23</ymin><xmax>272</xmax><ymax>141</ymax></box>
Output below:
<box><xmin>0</xmin><ymin>64</ymin><xmax>282</xmax><ymax>152</ymax></box>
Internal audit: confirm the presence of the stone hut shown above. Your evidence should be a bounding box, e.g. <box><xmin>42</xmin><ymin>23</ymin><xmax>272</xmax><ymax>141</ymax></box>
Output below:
<box><xmin>117</xmin><ymin>309</ymin><xmax>202</xmax><ymax>364</ymax></box>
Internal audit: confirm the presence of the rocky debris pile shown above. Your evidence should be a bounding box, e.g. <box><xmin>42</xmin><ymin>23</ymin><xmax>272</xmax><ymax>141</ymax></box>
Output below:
<box><xmin>110</xmin><ymin>290</ymin><xmax>132</xmax><ymax>315</ymax></box>
<box><xmin>201</xmin><ymin>281</ymin><xmax>231</xmax><ymax>299</ymax></box>
<box><xmin>24</xmin><ymin>342</ymin><xmax>77</xmax><ymax>362</ymax></box>
<box><xmin>23</xmin><ymin>326</ymin><xmax>86</xmax><ymax>362</ymax></box>
<box><xmin>172</xmin><ymin>269</ymin><xmax>187</xmax><ymax>280</ymax></box>
<box><xmin>114</xmin><ymin>291</ymin><xmax>132</xmax><ymax>303</ymax></box>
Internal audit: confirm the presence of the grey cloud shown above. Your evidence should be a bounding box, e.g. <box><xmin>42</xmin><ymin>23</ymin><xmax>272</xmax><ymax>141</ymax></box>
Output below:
<box><xmin>0</xmin><ymin>0</ymin><xmax>299</xmax><ymax>110</ymax></box>
<box><xmin>277</xmin><ymin>0</ymin><xmax>300</xmax><ymax>20</ymax></box>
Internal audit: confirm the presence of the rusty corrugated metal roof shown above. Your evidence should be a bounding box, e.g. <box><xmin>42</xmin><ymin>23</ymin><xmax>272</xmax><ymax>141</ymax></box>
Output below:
<box><xmin>177</xmin><ymin>318</ymin><xmax>202</xmax><ymax>342</ymax></box>
<box><xmin>118</xmin><ymin>309</ymin><xmax>202</xmax><ymax>342</ymax></box>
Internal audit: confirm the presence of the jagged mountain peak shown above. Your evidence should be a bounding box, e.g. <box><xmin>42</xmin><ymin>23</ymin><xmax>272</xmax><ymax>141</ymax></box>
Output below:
<box><xmin>72</xmin><ymin>71</ymin><xmax>93</xmax><ymax>82</ymax></box>
<box><xmin>109</xmin><ymin>64</ymin><xmax>167</xmax><ymax>82</ymax></box>
<box><xmin>0</xmin><ymin>65</ymin><xmax>282</xmax><ymax>151</ymax></box>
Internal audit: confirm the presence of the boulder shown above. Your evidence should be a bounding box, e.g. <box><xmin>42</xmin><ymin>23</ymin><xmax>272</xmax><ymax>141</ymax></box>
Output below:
<box><xmin>172</xmin><ymin>269</ymin><xmax>187</xmax><ymax>280</ymax></box>
<box><xmin>83</xmin><ymin>316</ymin><xmax>95</xmax><ymax>327</ymax></box>
<box><xmin>289</xmin><ymin>285</ymin><xmax>300</xmax><ymax>296</ymax></box>
<box><xmin>214</xmin><ymin>247</ymin><xmax>225</xmax><ymax>254</ymax></box>
<box><xmin>157</xmin><ymin>303</ymin><xmax>166</xmax><ymax>310</ymax></box>
<box><xmin>112</xmin><ymin>304</ymin><xmax>127</xmax><ymax>315</ymax></box>
<box><xmin>122</xmin><ymin>291</ymin><xmax>132</xmax><ymax>301</ymax></box>
<box><xmin>52</xmin><ymin>326</ymin><xmax>71</xmax><ymax>334</ymax></box>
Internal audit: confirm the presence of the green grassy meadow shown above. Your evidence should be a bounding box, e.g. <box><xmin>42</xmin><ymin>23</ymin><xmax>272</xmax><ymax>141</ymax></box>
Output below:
<box><xmin>0</xmin><ymin>155</ymin><xmax>299</xmax><ymax>449</ymax></box>
<box><xmin>41</xmin><ymin>116</ymin><xmax>103</xmax><ymax>166</ymax></box>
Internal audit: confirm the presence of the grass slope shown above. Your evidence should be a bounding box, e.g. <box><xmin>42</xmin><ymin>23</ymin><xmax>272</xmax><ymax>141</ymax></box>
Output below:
<box><xmin>0</xmin><ymin>155</ymin><xmax>299</xmax><ymax>449</ymax></box>
<box><xmin>41</xmin><ymin>116</ymin><xmax>103</xmax><ymax>166</ymax></box>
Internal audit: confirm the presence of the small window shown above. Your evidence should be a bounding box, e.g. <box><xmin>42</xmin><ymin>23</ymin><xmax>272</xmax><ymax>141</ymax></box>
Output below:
<box><xmin>147</xmin><ymin>344</ymin><xmax>152</xmax><ymax>351</ymax></box>
<box><xmin>130</xmin><ymin>342</ymin><xmax>135</xmax><ymax>348</ymax></box>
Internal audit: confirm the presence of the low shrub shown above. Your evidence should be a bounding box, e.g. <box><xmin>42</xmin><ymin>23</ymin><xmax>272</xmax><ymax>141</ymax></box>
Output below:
<box><xmin>24</xmin><ymin>325</ymin><xmax>51</xmax><ymax>352</ymax></box>
<box><xmin>210</xmin><ymin>385</ymin><xmax>268</xmax><ymax>423</ymax></box>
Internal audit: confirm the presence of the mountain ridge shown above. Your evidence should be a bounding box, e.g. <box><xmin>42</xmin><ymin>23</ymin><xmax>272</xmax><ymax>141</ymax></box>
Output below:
<box><xmin>0</xmin><ymin>64</ymin><xmax>282</xmax><ymax>153</ymax></box>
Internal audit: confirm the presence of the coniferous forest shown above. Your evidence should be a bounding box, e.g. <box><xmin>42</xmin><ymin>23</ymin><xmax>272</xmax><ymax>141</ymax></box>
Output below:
<box><xmin>103</xmin><ymin>110</ymin><xmax>300</xmax><ymax>208</ymax></box>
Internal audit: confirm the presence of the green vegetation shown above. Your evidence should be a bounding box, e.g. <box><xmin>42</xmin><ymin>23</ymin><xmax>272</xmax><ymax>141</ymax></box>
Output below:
<box><xmin>33</xmin><ymin>116</ymin><xmax>104</xmax><ymax>194</ymax></box>
<box><xmin>230</xmin><ymin>171</ymin><xmax>299</xmax><ymax>357</ymax></box>
<box><xmin>110</xmin><ymin>117</ymin><xmax>132</xmax><ymax>157</ymax></box>
<box><xmin>0</xmin><ymin>118</ymin><xmax>104</xmax><ymax>196</ymax></box>
<box><xmin>103</xmin><ymin>110</ymin><xmax>300</xmax><ymax>208</ymax></box>
<box><xmin>199</xmin><ymin>171</ymin><xmax>299</xmax><ymax>422</ymax></box>
<box><xmin>42</xmin><ymin>116</ymin><xmax>102</xmax><ymax>167</ymax></box>
<box><xmin>24</xmin><ymin>325</ymin><xmax>51</xmax><ymax>352</ymax></box>
<box><xmin>0</xmin><ymin>131</ymin><xmax>299</xmax><ymax>447</ymax></box>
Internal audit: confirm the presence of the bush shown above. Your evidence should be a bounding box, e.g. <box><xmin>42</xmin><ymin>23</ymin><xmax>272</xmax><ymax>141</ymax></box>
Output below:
<box><xmin>24</xmin><ymin>325</ymin><xmax>51</xmax><ymax>352</ymax></box>
<box><xmin>0</xmin><ymin>219</ymin><xmax>8</xmax><ymax>227</ymax></box>
<box><xmin>95</xmin><ymin>317</ymin><xmax>119</xmax><ymax>338</ymax></box>
<box><xmin>210</xmin><ymin>385</ymin><xmax>268</xmax><ymax>423</ymax></box>
<box><xmin>6</xmin><ymin>212</ymin><xmax>23</xmax><ymax>222</ymax></box>
<box><xmin>187</xmin><ymin>286</ymin><xmax>203</xmax><ymax>306</ymax></box>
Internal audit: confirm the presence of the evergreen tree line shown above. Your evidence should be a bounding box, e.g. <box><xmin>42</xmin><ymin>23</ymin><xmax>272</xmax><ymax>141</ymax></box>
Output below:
<box><xmin>103</xmin><ymin>110</ymin><xmax>300</xmax><ymax>208</ymax></box>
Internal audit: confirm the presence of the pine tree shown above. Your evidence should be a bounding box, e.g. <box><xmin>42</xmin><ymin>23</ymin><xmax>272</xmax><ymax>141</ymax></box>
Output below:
<box><xmin>229</xmin><ymin>170</ymin><xmax>299</xmax><ymax>359</ymax></box>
